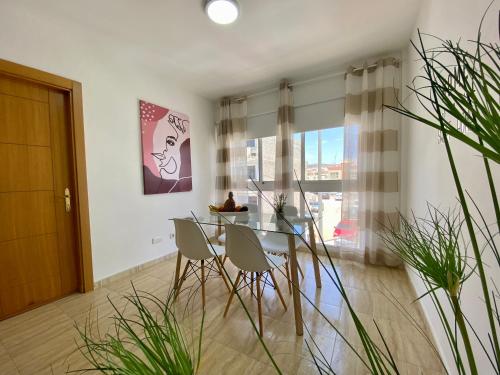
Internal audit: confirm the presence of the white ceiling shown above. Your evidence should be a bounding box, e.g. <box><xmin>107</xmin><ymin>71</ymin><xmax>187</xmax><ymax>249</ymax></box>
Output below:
<box><xmin>29</xmin><ymin>0</ymin><xmax>421</xmax><ymax>99</ymax></box>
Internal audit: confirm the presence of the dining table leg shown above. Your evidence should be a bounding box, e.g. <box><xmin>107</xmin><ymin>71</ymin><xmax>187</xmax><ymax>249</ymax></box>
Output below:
<box><xmin>288</xmin><ymin>233</ymin><xmax>303</xmax><ymax>336</ymax></box>
<box><xmin>308</xmin><ymin>222</ymin><xmax>322</xmax><ymax>288</ymax></box>
<box><xmin>174</xmin><ymin>251</ymin><xmax>182</xmax><ymax>290</ymax></box>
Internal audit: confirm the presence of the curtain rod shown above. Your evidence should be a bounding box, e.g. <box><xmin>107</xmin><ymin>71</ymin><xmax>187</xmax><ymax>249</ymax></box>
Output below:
<box><xmin>233</xmin><ymin>62</ymin><xmax>381</xmax><ymax>101</ymax></box>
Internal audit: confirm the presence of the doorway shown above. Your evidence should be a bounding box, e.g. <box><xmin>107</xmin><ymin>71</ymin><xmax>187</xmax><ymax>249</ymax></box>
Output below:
<box><xmin>0</xmin><ymin>60</ymin><xmax>93</xmax><ymax>319</ymax></box>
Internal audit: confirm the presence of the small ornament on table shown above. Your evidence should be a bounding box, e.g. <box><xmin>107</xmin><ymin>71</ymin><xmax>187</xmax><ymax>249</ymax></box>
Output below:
<box><xmin>209</xmin><ymin>191</ymin><xmax>249</xmax><ymax>213</ymax></box>
<box><xmin>273</xmin><ymin>193</ymin><xmax>288</xmax><ymax>215</ymax></box>
<box><xmin>273</xmin><ymin>193</ymin><xmax>288</xmax><ymax>230</ymax></box>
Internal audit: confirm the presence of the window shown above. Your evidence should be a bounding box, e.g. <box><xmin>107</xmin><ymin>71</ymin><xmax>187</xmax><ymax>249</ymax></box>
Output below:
<box><xmin>247</xmin><ymin>139</ymin><xmax>259</xmax><ymax>182</ymax></box>
<box><xmin>248</xmin><ymin>165</ymin><xmax>257</xmax><ymax>180</ymax></box>
<box><xmin>320</xmin><ymin>127</ymin><xmax>343</xmax><ymax>181</ymax></box>
<box><xmin>261</xmin><ymin>136</ymin><xmax>276</xmax><ymax>181</ymax></box>
<box><xmin>246</xmin><ymin>126</ymin><xmax>344</xmax><ymax>243</ymax></box>
<box><xmin>305</xmin><ymin>130</ymin><xmax>319</xmax><ymax>180</ymax></box>
<box><xmin>304</xmin><ymin>192</ymin><xmax>343</xmax><ymax>243</ymax></box>
<box><xmin>305</xmin><ymin>128</ymin><xmax>344</xmax><ymax>181</ymax></box>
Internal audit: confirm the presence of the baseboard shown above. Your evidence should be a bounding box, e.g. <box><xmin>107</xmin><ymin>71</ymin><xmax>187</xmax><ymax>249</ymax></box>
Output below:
<box><xmin>94</xmin><ymin>251</ymin><xmax>178</xmax><ymax>289</ymax></box>
<box><xmin>404</xmin><ymin>265</ymin><xmax>451</xmax><ymax>373</ymax></box>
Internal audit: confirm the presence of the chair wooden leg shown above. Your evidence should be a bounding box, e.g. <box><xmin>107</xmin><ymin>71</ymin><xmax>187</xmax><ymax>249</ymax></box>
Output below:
<box><xmin>250</xmin><ymin>272</ymin><xmax>254</xmax><ymax>297</ymax></box>
<box><xmin>174</xmin><ymin>252</ymin><xmax>182</xmax><ymax>290</ymax></box>
<box><xmin>221</xmin><ymin>255</ymin><xmax>227</xmax><ymax>265</ymax></box>
<box><xmin>256</xmin><ymin>273</ymin><xmax>263</xmax><ymax>337</ymax></box>
<box><xmin>223</xmin><ymin>271</ymin><xmax>242</xmax><ymax>317</ymax></box>
<box><xmin>269</xmin><ymin>270</ymin><xmax>287</xmax><ymax>311</ymax></box>
<box><xmin>214</xmin><ymin>257</ymin><xmax>231</xmax><ymax>292</ymax></box>
<box><xmin>175</xmin><ymin>260</ymin><xmax>191</xmax><ymax>299</ymax></box>
<box><xmin>242</xmin><ymin>271</ymin><xmax>246</xmax><ymax>294</ymax></box>
<box><xmin>285</xmin><ymin>260</ymin><xmax>292</xmax><ymax>294</ymax></box>
<box><xmin>201</xmin><ymin>259</ymin><xmax>206</xmax><ymax>309</ymax></box>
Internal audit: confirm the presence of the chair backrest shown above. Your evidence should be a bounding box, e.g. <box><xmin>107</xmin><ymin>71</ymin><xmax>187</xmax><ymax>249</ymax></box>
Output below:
<box><xmin>283</xmin><ymin>205</ymin><xmax>298</xmax><ymax>216</ymax></box>
<box><xmin>224</xmin><ymin>224</ymin><xmax>271</xmax><ymax>272</ymax></box>
<box><xmin>174</xmin><ymin>219</ymin><xmax>214</xmax><ymax>260</ymax></box>
<box><xmin>271</xmin><ymin>205</ymin><xmax>298</xmax><ymax>222</ymax></box>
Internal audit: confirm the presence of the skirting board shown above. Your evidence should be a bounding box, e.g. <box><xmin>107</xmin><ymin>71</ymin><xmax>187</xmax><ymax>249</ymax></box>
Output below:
<box><xmin>404</xmin><ymin>264</ymin><xmax>450</xmax><ymax>372</ymax></box>
<box><xmin>94</xmin><ymin>251</ymin><xmax>178</xmax><ymax>289</ymax></box>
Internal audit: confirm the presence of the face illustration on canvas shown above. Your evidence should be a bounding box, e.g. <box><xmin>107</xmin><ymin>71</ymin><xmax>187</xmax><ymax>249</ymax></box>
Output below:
<box><xmin>151</xmin><ymin>113</ymin><xmax>189</xmax><ymax>181</ymax></box>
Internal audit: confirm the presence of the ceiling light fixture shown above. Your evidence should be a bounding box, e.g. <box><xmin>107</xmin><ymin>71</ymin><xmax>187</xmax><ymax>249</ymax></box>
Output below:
<box><xmin>205</xmin><ymin>0</ymin><xmax>239</xmax><ymax>25</ymax></box>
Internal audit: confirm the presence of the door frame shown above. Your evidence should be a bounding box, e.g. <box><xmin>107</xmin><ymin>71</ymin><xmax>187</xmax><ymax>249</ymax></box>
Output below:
<box><xmin>0</xmin><ymin>59</ymin><xmax>94</xmax><ymax>293</ymax></box>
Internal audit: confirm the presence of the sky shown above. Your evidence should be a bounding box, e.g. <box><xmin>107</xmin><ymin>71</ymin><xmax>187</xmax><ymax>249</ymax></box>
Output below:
<box><xmin>301</xmin><ymin>126</ymin><xmax>344</xmax><ymax>166</ymax></box>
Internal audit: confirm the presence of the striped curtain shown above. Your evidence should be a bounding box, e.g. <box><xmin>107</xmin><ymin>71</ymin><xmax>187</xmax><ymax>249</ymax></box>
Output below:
<box><xmin>275</xmin><ymin>80</ymin><xmax>294</xmax><ymax>202</ymax></box>
<box><xmin>340</xmin><ymin>58</ymin><xmax>402</xmax><ymax>267</ymax></box>
<box><xmin>215</xmin><ymin>98</ymin><xmax>248</xmax><ymax>204</ymax></box>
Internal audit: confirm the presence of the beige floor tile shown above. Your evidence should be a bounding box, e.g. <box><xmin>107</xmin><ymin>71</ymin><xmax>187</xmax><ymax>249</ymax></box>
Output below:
<box><xmin>399</xmin><ymin>321</ymin><xmax>445</xmax><ymax>373</ymax></box>
<box><xmin>0</xmin><ymin>341</ymin><xmax>19</xmax><ymax>374</ymax></box>
<box><xmin>0</xmin><ymin>253</ymin><xmax>445</xmax><ymax>375</ymax></box>
<box><xmin>343</xmin><ymin>287</ymin><xmax>374</xmax><ymax>316</ymax></box>
<box><xmin>399</xmin><ymin>360</ymin><xmax>447</xmax><ymax>375</ymax></box>
<box><xmin>197</xmin><ymin>338</ymin><xmax>275</xmax><ymax>375</ymax></box>
<box><xmin>105</xmin><ymin>272</ymin><xmax>170</xmax><ymax>296</ymax></box>
<box><xmin>330</xmin><ymin>337</ymin><xmax>371</xmax><ymax>375</ymax></box>
<box><xmin>2</xmin><ymin>308</ymin><xmax>78</xmax><ymax>375</ymax></box>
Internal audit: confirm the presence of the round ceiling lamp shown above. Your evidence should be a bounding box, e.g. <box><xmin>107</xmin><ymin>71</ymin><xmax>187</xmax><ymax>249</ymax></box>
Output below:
<box><xmin>205</xmin><ymin>0</ymin><xmax>239</xmax><ymax>25</ymax></box>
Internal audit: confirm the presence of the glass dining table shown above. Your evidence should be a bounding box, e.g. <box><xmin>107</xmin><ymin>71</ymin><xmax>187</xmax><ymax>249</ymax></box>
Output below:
<box><xmin>172</xmin><ymin>210</ymin><xmax>322</xmax><ymax>336</ymax></box>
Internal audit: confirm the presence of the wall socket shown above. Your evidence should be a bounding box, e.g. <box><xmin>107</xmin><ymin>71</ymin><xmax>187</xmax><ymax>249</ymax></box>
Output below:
<box><xmin>152</xmin><ymin>236</ymin><xmax>163</xmax><ymax>245</ymax></box>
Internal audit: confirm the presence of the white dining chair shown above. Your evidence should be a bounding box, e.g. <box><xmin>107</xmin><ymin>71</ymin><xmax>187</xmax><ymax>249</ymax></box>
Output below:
<box><xmin>217</xmin><ymin>203</ymin><xmax>259</xmax><ymax>243</ymax></box>
<box><xmin>173</xmin><ymin>218</ymin><xmax>230</xmax><ymax>308</ymax></box>
<box><xmin>218</xmin><ymin>205</ymin><xmax>305</xmax><ymax>293</ymax></box>
<box><xmin>262</xmin><ymin>205</ymin><xmax>305</xmax><ymax>293</ymax></box>
<box><xmin>223</xmin><ymin>223</ymin><xmax>287</xmax><ymax>336</ymax></box>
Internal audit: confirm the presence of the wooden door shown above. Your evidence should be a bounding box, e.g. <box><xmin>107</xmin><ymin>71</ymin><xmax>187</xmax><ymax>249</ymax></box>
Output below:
<box><xmin>0</xmin><ymin>74</ymin><xmax>80</xmax><ymax>319</ymax></box>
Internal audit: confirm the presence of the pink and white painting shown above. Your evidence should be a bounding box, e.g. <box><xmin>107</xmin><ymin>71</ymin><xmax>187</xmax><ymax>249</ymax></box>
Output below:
<box><xmin>140</xmin><ymin>100</ymin><xmax>192</xmax><ymax>194</ymax></box>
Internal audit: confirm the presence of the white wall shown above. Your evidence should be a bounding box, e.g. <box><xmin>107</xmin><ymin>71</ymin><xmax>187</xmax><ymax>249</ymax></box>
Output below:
<box><xmin>402</xmin><ymin>0</ymin><xmax>499</xmax><ymax>373</ymax></box>
<box><xmin>0</xmin><ymin>1</ymin><xmax>215</xmax><ymax>281</ymax></box>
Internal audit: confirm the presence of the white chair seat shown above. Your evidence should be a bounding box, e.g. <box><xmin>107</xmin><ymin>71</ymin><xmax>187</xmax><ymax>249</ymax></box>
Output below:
<box><xmin>265</xmin><ymin>253</ymin><xmax>286</xmax><ymax>268</ymax></box>
<box><xmin>217</xmin><ymin>233</ymin><xmax>226</xmax><ymax>243</ymax></box>
<box><xmin>259</xmin><ymin>233</ymin><xmax>302</xmax><ymax>255</ymax></box>
<box><xmin>207</xmin><ymin>243</ymin><xmax>225</xmax><ymax>257</ymax></box>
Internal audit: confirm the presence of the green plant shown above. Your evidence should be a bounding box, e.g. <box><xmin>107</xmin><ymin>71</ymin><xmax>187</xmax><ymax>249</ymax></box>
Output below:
<box><xmin>379</xmin><ymin>206</ymin><xmax>478</xmax><ymax>373</ymax></box>
<box><xmin>273</xmin><ymin>193</ymin><xmax>288</xmax><ymax>213</ymax></box>
<box><xmin>75</xmin><ymin>285</ymin><xmax>203</xmax><ymax>375</ymax></box>
<box><xmin>383</xmin><ymin>8</ymin><xmax>500</xmax><ymax>375</ymax></box>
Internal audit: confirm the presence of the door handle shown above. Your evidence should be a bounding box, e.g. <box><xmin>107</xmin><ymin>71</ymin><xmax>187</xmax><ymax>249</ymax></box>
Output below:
<box><xmin>64</xmin><ymin>187</ymin><xmax>71</xmax><ymax>212</ymax></box>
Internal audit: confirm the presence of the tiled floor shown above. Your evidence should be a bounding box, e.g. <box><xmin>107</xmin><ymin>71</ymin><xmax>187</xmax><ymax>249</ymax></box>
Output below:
<box><xmin>0</xmin><ymin>253</ymin><xmax>445</xmax><ymax>374</ymax></box>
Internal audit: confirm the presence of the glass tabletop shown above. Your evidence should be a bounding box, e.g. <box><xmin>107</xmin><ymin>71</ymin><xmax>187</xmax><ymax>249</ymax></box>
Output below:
<box><xmin>170</xmin><ymin>210</ymin><xmax>312</xmax><ymax>236</ymax></box>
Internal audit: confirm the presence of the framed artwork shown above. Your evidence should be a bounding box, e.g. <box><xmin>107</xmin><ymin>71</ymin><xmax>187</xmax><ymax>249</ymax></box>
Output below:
<box><xmin>139</xmin><ymin>100</ymin><xmax>192</xmax><ymax>194</ymax></box>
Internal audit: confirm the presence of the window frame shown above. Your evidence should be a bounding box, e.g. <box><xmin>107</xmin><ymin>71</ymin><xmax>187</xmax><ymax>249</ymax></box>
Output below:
<box><xmin>248</xmin><ymin>126</ymin><xmax>343</xmax><ymax>240</ymax></box>
<box><xmin>250</xmin><ymin>128</ymin><xmax>343</xmax><ymax>191</ymax></box>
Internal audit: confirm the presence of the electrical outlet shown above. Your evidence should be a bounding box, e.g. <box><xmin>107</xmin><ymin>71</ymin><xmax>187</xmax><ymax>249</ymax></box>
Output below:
<box><xmin>152</xmin><ymin>236</ymin><xmax>163</xmax><ymax>245</ymax></box>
